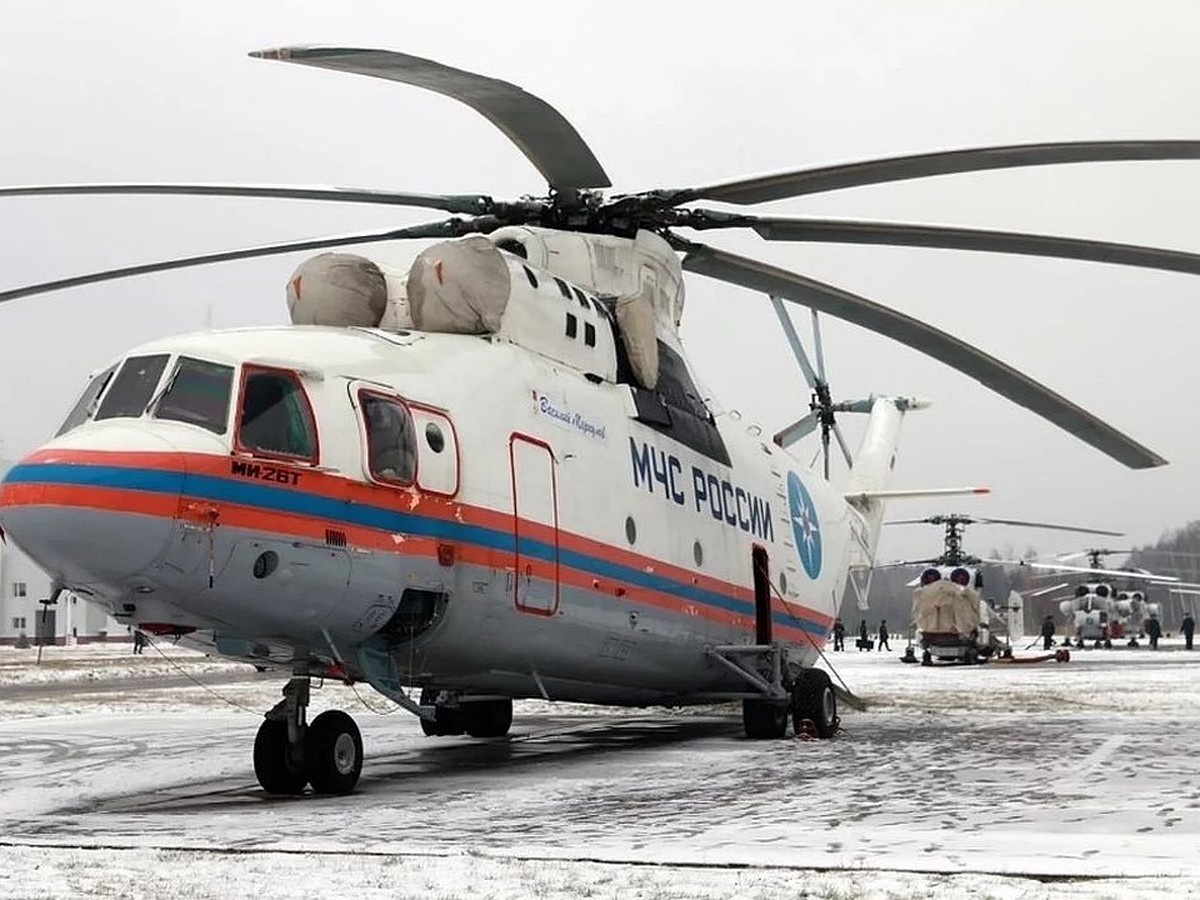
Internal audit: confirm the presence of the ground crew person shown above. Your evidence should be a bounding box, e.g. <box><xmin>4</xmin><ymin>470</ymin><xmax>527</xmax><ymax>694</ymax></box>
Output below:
<box><xmin>1041</xmin><ymin>615</ymin><xmax>1056</xmax><ymax>651</ymax></box>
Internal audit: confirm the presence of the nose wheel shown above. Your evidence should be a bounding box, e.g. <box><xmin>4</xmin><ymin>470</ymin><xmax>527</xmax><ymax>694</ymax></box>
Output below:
<box><xmin>254</xmin><ymin>676</ymin><xmax>363</xmax><ymax>796</ymax></box>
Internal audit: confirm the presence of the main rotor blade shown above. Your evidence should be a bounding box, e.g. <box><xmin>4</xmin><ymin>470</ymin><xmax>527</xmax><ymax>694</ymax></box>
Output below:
<box><xmin>0</xmin><ymin>183</ymin><xmax>490</xmax><ymax>216</ymax></box>
<box><xmin>722</xmin><ymin>216</ymin><xmax>1200</xmax><ymax>277</ymax></box>
<box><xmin>876</xmin><ymin>558</ymin><xmax>942</xmax><ymax>569</ymax></box>
<box><xmin>0</xmin><ymin>219</ymin><xmax>472</xmax><ymax>304</ymax></box>
<box><xmin>1027</xmin><ymin>582</ymin><xmax>1070</xmax><ymax>598</ymax></box>
<box><xmin>673</xmin><ymin>239</ymin><xmax>1166</xmax><ymax>469</ymax></box>
<box><xmin>999</xmin><ymin>560</ymin><xmax>1184</xmax><ymax>583</ymax></box>
<box><xmin>970</xmin><ymin>517</ymin><xmax>1123</xmax><ymax>536</ymax></box>
<box><xmin>670</xmin><ymin>140</ymin><xmax>1200</xmax><ymax>205</ymax></box>
<box><xmin>1054</xmin><ymin>549</ymin><xmax>1134</xmax><ymax>561</ymax></box>
<box><xmin>252</xmin><ymin>47</ymin><xmax>611</xmax><ymax>191</ymax></box>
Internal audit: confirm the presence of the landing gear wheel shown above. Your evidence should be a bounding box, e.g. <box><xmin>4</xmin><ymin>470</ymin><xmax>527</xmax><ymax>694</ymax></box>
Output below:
<box><xmin>791</xmin><ymin>668</ymin><xmax>838</xmax><ymax>738</ymax></box>
<box><xmin>253</xmin><ymin>719</ymin><xmax>307</xmax><ymax>795</ymax></box>
<box><xmin>1104</xmin><ymin>639</ymin><xmax>1113</xmax><ymax>649</ymax></box>
<box><xmin>418</xmin><ymin>689</ymin><xmax>465</xmax><ymax>736</ymax></box>
<box><xmin>1054</xmin><ymin>648</ymin><xmax>1071</xmax><ymax>662</ymax></box>
<box><xmin>461</xmin><ymin>699</ymin><xmax>513</xmax><ymax>738</ymax></box>
<box><xmin>963</xmin><ymin>647</ymin><xmax>979</xmax><ymax>665</ymax></box>
<box><xmin>921</xmin><ymin>650</ymin><xmax>932</xmax><ymax>666</ymax></box>
<box><xmin>302</xmin><ymin>710</ymin><xmax>363</xmax><ymax>795</ymax></box>
<box><xmin>742</xmin><ymin>699</ymin><xmax>788</xmax><ymax>739</ymax></box>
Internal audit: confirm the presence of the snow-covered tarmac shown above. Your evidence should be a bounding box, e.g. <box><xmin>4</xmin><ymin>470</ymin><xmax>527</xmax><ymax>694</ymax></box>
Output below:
<box><xmin>1</xmin><ymin>639</ymin><xmax>1199</xmax><ymax>898</ymax></box>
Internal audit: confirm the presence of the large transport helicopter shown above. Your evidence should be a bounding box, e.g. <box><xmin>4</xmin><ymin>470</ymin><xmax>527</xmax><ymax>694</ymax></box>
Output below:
<box><xmin>2</xmin><ymin>48</ymin><xmax>1199</xmax><ymax>795</ymax></box>
<box><xmin>884</xmin><ymin>514</ymin><xmax>1121</xmax><ymax>664</ymax></box>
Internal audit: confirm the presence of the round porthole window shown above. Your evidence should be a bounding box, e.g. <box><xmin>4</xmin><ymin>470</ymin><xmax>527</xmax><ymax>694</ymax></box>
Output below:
<box><xmin>625</xmin><ymin>516</ymin><xmax>637</xmax><ymax>545</ymax></box>
<box><xmin>253</xmin><ymin>550</ymin><xmax>279</xmax><ymax>580</ymax></box>
<box><xmin>693</xmin><ymin>541</ymin><xmax>704</xmax><ymax>567</ymax></box>
<box><xmin>425</xmin><ymin>422</ymin><xmax>445</xmax><ymax>453</ymax></box>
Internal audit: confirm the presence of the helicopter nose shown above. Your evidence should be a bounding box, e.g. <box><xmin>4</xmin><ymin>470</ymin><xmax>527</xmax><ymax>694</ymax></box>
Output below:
<box><xmin>0</xmin><ymin>426</ymin><xmax>185</xmax><ymax>588</ymax></box>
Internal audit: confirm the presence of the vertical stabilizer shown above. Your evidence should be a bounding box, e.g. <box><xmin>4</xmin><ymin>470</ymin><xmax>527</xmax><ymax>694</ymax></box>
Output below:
<box><xmin>841</xmin><ymin>396</ymin><xmax>926</xmax><ymax>608</ymax></box>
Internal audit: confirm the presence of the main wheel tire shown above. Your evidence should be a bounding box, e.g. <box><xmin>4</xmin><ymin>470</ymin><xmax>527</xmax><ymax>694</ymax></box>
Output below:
<box><xmin>742</xmin><ymin>699</ymin><xmax>788</xmax><ymax>739</ymax></box>
<box><xmin>304</xmin><ymin>710</ymin><xmax>363</xmax><ymax>795</ymax></box>
<box><xmin>791</xmin><ymin>668</ymin><xmax>838</xmax><ymax>738</ymax></box>
<box><xmin>253</xmin><ymin>718</ymin><xmax>307</xmax><ymax>796</ymax></box>
<box><xmin>419</xmin><ymin>689</ymin><xmax>465</xmax><ymax>736</ymax></box>
<box><xmin>461</xmin><ymin>699</ymin><xmax>513</xmax><ymax>738</ymax></box>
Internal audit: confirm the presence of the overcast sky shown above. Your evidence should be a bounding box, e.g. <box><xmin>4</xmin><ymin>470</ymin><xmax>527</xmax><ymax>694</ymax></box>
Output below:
<box><xmin>1</xmin><ymin>0</ymin><xmax>1198</xmax><ymax>563</ymax></box>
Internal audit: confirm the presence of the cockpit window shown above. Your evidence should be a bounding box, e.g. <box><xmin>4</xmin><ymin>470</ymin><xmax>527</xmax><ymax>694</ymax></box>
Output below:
<box><xmin>94</xmin><ymin>354</ymin><xmax>170</xmax><ymax>421</ymax></box>
<box><xmin>56</xmin><ymin>363</ymin><xmax>118</xmax><ymax>436</ymax></box>
<box><xmin>361</xmin><ymin>391</ymin><xmax>416</xmax><ymax>485</ymax></box>
<box><xmin>237</xmin><ymin>367</ymin><xmax>318</xmax><ymax>462</ymax></box>
<box><xmin>154</xmin><ymin>357</ymin><xmax>234</xmax><ymax>434</ymax></box>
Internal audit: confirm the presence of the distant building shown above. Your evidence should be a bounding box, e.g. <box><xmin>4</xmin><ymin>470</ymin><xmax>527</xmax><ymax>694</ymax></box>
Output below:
<box><xmin>0</xmin><ymin>458</ymin><xmax>127</xmax><ymax>645</ymax></box>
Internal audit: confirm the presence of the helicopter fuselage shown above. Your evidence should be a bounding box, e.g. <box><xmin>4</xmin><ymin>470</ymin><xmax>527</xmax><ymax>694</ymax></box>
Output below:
<box><xmin>0</xmin><ymin>319</ymin><xmax>873</xmax><ymax>705</ymax></box>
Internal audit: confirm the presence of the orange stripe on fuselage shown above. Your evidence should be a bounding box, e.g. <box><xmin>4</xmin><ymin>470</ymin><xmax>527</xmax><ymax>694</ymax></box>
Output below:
<box><xmin>6</xmin><ymin>447</ymin><xmax>831</xmax><ymax>636</ymax></box>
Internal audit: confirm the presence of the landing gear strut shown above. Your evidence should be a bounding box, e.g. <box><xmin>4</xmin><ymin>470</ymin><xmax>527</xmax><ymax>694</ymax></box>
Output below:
<box><xmin>706</xmin><ymin>644</ymin><xmax>839</xmax><ymax>740</ymax></box>
<box><xmin>254</xmin><ymin>675</ymin><xmax>363</xmax><ymax>796</ymax></box>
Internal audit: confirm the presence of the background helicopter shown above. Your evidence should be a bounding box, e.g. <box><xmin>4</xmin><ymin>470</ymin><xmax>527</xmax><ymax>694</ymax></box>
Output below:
<box><xmin>3</xmin><ymin>26</ymin><xmax>1200</xmax><ymax>796</ymax></box>
<box><xmin>1017</xmin><ymin>548</ymin><xmax>1190</xmax><ymax>648</ymax></box>
<box><xmin>879</xmin><ymin>514</ymin><xmax>1122</xmax><ymax>664</ymax></box>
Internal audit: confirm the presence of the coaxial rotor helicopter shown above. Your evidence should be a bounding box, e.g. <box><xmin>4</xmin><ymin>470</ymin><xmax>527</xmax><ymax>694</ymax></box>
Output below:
<box><xmin>882</xmin><ymin>514</ymin><xmax>1122</xmax><ymax>664</ymax></box>
<box><xmin>2</xmin><ymin>47</ymin><xmax>1200</xmax><ymax>795</ymax></box>
<box><xmin>1019</xmin><ymin>548</ymin><xmax>1188</xmax><ymax>648</ymax></box>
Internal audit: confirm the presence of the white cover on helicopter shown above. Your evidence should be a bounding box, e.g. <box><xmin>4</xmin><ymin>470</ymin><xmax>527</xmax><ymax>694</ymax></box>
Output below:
<box><xmin>913</xmin><ymin>580</ymin><xmax>982</xmax><ymax>636</ymax></box>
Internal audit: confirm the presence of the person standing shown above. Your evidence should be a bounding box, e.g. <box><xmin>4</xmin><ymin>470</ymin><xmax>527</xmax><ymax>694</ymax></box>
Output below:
<box><xmin>858</xmin><ymin>619</ymin><xmax>870</xmax><ymax>651</ymax></box>
<box><xmin>878</xmin><ymin>620</ymin><xmax>891</xmax><ymax>652</ymax></box>
<box><xmin>1041</xmin><ymin>614</ymin><xmax>1056</xmax><ymax>651</ymax></box>
<box><xmin>1146</xmin><ymin>615</ymin><xmax>1162</xmax><ymax>650</ymax></box>
<box><xmin>1182</xmin><ymin>612</ymin><xmax>1196</xmax><ymax>650</ymax></box>
<box><xmin>832</xmin><ymin>618</ymin><xmax>846</xmax><ymax>651</ymax></box>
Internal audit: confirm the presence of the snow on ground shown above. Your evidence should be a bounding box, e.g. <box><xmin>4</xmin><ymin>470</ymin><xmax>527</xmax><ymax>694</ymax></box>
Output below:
<box><xmin>2</xmin><ymin>638</ymin><xmax>1200</xmax><ymax>898</ymax></box>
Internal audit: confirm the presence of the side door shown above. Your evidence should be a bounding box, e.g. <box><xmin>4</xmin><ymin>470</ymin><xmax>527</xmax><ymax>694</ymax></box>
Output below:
<box><xmin>509</xmin><ymin>434</ymin><xmax>559</xmax><ymax>615</ymax></box>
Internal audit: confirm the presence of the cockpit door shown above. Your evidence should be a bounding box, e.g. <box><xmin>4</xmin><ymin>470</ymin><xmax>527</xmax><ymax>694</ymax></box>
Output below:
<box><xmin>509</xmin><ymin>434</ymin><xmax>559</xmax><ymax>615</ymax></box>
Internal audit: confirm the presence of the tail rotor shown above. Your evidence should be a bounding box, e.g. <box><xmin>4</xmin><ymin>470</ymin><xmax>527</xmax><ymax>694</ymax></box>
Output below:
<box><xmin>769</xmin><ymin>297</ymin><xmax>869</xmax><ymax>478</ymax></box>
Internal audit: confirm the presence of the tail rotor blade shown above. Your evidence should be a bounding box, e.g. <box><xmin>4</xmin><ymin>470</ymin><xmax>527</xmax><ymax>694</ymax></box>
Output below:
<box><xmin>769</xmin><ymin>295</ymin><xmax>820</xmax><ymax>391</ymax></box>
<box><xmin>832</xmin><ymin>421</ymin><xmax>853</xmax><ymax>469</ymax></box>
<box><xmin>774</xmin><ymin>412</ymin><xmax>819</xmax><ymax>448</ymax></box>
<box><xmin>811</xmin><ymin>309</ymin><xmax>828</xmax><ymax>384</ymax></box>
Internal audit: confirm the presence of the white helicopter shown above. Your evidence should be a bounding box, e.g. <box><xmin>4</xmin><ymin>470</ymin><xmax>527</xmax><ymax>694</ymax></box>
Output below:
<box><xmin>883</xmin><ymin>514</ymin><xmax>1122</xmax><ymax>664</ymax></box>
<box><xmin>1027</xmin><ymin>548</ymin><xmax>1180</xmax><ymax>648</ymax></box>
<box><xmin>1</xmin><ymin>47</ymin><xmax>1198</xmax><ymax>795</ymax></box>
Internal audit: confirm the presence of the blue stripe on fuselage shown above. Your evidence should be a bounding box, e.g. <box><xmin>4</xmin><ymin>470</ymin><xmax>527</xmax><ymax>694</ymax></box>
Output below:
<box><xmin>5</xmin><ymin>461</ymin><xmax>828</xmax><ymax>637</ymax></box>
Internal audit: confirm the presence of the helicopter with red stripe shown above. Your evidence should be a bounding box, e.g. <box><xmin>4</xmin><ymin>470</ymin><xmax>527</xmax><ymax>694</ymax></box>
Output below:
<box><xmin>1</xmin><ymin>47</ymin><xmax>1197</xmax><ymax>795</ymax></box>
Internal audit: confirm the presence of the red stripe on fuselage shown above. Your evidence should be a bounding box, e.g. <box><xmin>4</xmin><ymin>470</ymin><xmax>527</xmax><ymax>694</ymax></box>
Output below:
<box><xmin>6</xmin><ymin>448</ymin><xmax>831</xmax><ymax>637</ymax></box>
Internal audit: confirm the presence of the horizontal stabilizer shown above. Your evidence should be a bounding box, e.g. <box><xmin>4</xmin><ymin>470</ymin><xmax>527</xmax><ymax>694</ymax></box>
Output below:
<box><xmin>845</xmin><ymin>486</ymin><xmax>990</xmax><ymax>504</ymax></box>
